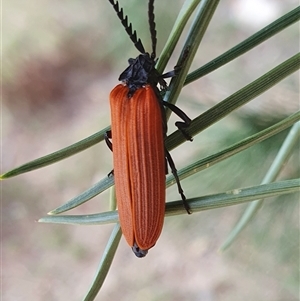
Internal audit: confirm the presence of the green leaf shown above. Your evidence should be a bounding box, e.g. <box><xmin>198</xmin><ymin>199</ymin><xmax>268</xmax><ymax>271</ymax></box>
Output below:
<box><xmin>167</xmin><ymin>112</ymin><xmax>300</xmax><ymax>186</ymax></box>
<box><xmin>1</xmin><ymin>128</ymin><xmax>109</xmax><ymax>179</ymax></box>
<box><xmin>167</xmin><ymin>53</ymin><xmax>300</xmax><ymax>150</ymax></box>
<box><xmin>38</xmin><ymin>179</ymin><xmax>300</xmax><ymax>225</ymax></box>
<box><xmin>185</xmin><ymin>6</ymin><xmax>300</xmax><ymax>84</ymax></box>
<box><xmin>164</xmin><ymin>0</ymin><xmax>221</xmax><ymax>114</ymax></box>
<box><xmin>157</xmin><ymin>0</ymin><xmax>202</xmax><ymax>73</ymax></box>
<box><xmin>48</xmin><ymin>176</ymin><xmax>114</xmax><ymax>215</ymax></box>
<box><xmin>220</xmin><ymin>121</ymin><xmax>300</xmax><ymax>251</ymax></box>
<box><xmin>82</xmin><ymin>224</ymin><xmax>122</xmax><ymax>301</ymax></box>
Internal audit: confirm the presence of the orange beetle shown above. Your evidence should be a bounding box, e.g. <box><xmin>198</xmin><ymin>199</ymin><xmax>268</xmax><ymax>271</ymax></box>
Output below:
<box><xmin>106</xmin><ymin>0</ymin><xmax>192</xmax><ymax>257</ymax></box>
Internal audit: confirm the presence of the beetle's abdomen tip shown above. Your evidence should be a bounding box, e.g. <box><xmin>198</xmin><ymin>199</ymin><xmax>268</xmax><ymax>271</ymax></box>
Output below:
<box><xmin>132</xmin><ymin>244</ymin><xmax>148</xmax><ymax>258</ymax></box>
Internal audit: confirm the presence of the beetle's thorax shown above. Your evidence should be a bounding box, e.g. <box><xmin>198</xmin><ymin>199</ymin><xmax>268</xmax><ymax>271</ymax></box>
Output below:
<box><xmin>119</xmin><ymin>53</ymin><xmax>159</xmax><ymax>97</ymax></box>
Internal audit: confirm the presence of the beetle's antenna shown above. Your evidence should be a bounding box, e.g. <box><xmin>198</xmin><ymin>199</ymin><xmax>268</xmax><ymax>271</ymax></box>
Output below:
<box><xmin>108</xmin><ymin>0</ymin><xmax>146</xmax><ymax>54</ymax></box>
<box><xmin>148</xmin><ymin>0</ymin><xmax>157</xmax><ymax>59</ymax></box>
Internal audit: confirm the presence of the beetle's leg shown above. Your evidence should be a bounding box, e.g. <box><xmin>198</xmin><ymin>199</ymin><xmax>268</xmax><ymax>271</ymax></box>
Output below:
<box><xmin>160</xmin><ymin>47</ymin><xmax>189</xmax><ymax>79</ymax></box>
<box><xmin>162</xmin><ymin>101</ymin><xmax>192</xmax><ymax>141</ymax></box>
<box><xmin>160</xmin><ymin>46</ymin><xmax>190</xmax><ymax>80</ymax></box>
<box><xmin>165</xmin><ymin>149</ymin><xmax>191</xmax><ymax>214</ymax></box>
<box><xmin>105</xmin><ymin>130</ymin><xmax>113</xmax><ymax>151</ymax></box>
<box><xmin>105</xmin><ymin>130</ymin><xmax>114</xmax><ymax>177</ymax></box>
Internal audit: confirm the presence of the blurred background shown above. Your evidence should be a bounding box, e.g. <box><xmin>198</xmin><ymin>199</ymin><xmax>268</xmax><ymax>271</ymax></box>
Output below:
<box><xmin>2</xmin><ymin>0</ymin><xmax>299</xmax><ymax>300</ymax></box>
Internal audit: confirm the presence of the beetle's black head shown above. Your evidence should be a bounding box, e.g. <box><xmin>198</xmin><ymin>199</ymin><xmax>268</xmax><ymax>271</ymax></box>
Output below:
<box><xmin>119</xmin><ymin>53</ymin><xmax>159</xmax><ymax>97</ymax></box>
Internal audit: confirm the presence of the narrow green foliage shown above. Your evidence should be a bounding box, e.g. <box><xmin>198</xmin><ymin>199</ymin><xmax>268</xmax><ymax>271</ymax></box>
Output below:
<box><xmin>157</xmin><ymin>0</ymin><xmax>202</xmax><ymax>73</ymax></box>
<box><xmin>220</xmin><ymin>121</ymin><xmax>300</xmax><ymax>251</ymax></box>
<box><xmin>165</xmin><ymin>0</ymin><xmax>221</xmax><ymax>116</ymax></box>
<box><xmin>167</xmin><ymin>112</ymin><xmax>300</xmax><ymax>186</ymax></box>
<box><xmin>82</xmin><ymin>224</ymin><xmax>122</xmax><ymax>301</ymax></box>
<box><xmin>1</xmin><ymin>127</ymin><xmax>109</xmax><ymax>179</ymax></box>
<box><xmin>49</xmin><ymin>175</ymin><xmax>114</xmax><ymax>215</ymax></box>
<box><xmin>38</xmin><ymin>179</ymin><xmax>300</xmax><ymax>225</ymax></box>
<box><xmin>185</xmin><ymin>6</ymin><xmax>300</xmax><ymax>84</ymax></box>
<box><xmin>167</xmin><ymin>53</ymin><xmax>300</xmax><ymax>150</ymax></box>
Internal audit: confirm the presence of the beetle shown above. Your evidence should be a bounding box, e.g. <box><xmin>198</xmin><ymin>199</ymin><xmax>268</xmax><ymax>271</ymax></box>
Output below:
<box><xmin>105</xmin><ymin>0</ymin><xmax>192</xmax><ymax>257</ymax></box>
